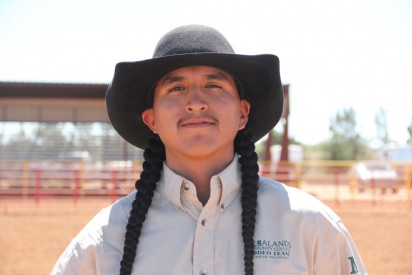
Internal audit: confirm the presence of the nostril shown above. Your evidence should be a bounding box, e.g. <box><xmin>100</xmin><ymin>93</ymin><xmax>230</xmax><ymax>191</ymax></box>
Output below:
<box><xmin>186</xmin><ymin>101</ymin><xmax>207</xmax><ymax>112</ymax></box>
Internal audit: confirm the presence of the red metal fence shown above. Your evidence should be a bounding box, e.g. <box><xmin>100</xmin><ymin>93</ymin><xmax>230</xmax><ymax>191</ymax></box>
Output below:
<box><xmin>0</xmin><ymin>160</ymin><xmax>139</xmax><ymax>203</ymax></box>
<box><xmin>0</xmin><ymin>160</ymin><xmax>411</xmax><ymax>205</ymax></box>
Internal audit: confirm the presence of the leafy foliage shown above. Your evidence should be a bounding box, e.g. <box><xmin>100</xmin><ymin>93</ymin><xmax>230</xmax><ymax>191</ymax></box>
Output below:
<box><xmin>321</xmin><ymin>108</ymin><xmax>371</xmax><ymax>160</ymax></box>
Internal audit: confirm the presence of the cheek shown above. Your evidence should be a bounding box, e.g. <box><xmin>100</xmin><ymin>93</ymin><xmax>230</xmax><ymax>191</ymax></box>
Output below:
<box><xmin>216</xmin><ymin>96</ymin><xmax>243</xmax><ymax>113</ymax></box>
<box><xmin>218</xmin><ymin>106</ymin><xmax>244</xmax><ymax>128</ymax></box>
<box><xmin>156</xmin><ymin>97</ymin><xmax>182</xmax><ymax>111</ymax></box>
<box><xmin>152</xmin><ymin>100</ymin><xmax>180</xmax><ymax>125</ymax></box>
<box><xmin>213</xmin><ymin>94</ymin><xmax>240</xmax><ymax>108</ymax></box>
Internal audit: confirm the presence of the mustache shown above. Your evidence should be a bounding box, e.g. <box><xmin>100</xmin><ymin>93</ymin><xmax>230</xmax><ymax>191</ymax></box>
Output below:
<box><xmin>178</xmin><ymin>114</ymin><xmax>218</xmax><ymax>125</ymax></box>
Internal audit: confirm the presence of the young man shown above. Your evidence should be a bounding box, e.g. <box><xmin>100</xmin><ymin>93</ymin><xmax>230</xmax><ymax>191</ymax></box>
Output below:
<box><xmin>52</xmin><ymin>25</ymin><xmax>367</xmax><ymax>275</ymax></box>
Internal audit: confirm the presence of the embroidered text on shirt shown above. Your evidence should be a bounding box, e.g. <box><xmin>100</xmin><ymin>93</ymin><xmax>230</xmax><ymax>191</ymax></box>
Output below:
<box><xmin>254</xmin><ymin>240</ymin><xmax>291</xmax><ymax>260</ymax></box>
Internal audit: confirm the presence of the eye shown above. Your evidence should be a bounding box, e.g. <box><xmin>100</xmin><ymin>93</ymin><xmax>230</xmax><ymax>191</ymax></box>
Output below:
<box><xmin>169</xmin><ymin>85</ymin><xmax>185</xmax><ymax>92</ymax></box>
<box><xmin>205</xmin><ymin>83</ymin><xmax>222</xmax><ymax>89</ymax></box>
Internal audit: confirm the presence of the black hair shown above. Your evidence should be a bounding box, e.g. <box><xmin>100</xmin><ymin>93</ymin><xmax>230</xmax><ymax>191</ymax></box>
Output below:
<box><xmin>119</xmin><ymin>135</ymin><xmax>165</xmax><ymax>274</ymax></box>
<box><xmin>121</xmin><ymin>69</ymin><xmax>257</xmax><ymax>274</ymax></box>
<box><xmin>235</xmin><ymin>128</ymin><xmax>259</xmax><ymax>275</ymax></box>
<box><xmin>120</xmin><ymin>129</ymin><xmax>259</xmax><ymax>275</ymax></box>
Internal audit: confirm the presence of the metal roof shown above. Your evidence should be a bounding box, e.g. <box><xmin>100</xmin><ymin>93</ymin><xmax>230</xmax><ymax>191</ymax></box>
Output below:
<box><xmin>0</xmin><ymin>82</ymin><xmax>110</xmax><ymax>122</ymax></box>
<box><xmin>0</xmin><ymin>81</ymin><xmax>108</xmax><ymax>98</ymax></box>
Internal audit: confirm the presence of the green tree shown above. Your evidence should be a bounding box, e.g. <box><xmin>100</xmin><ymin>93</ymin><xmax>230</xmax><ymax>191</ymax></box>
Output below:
<box><xmin>321</xmin><ymin>107</ymin><xmax>370</xmax><ymax>160</ymax></box>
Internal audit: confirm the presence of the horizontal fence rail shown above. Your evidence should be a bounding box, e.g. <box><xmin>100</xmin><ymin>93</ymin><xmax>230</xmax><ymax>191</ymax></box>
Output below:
<box><xmin>0</xmin><ymin>160</ymin><xmax>140</xmax><ymax>203</ymax></box>
<box><xmin>0</xmin><ymin>160</ymin><xmax>411</xmax><ymax>205</ymax></box>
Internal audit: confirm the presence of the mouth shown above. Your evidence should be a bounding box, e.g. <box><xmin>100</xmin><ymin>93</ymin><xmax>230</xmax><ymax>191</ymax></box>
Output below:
<box><xmin>179</xmin><ymin>116</ymin><xmax>217</xmax><ymax>128</ymax></box>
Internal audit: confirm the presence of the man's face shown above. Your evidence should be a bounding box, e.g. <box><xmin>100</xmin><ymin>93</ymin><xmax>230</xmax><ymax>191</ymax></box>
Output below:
<box><xmin>142</xmin><ymin>66</ymin><xmax>250</xmax><ymax>162</ymax></box>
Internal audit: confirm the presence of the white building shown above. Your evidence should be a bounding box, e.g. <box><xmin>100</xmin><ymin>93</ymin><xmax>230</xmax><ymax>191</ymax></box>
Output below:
<box><xmin>380</xmin><ymin>144</ymin><xmax>412</xmax><ymax>161</ymax></box>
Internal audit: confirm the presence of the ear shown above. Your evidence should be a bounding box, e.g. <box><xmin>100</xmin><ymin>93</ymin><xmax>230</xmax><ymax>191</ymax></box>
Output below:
<box><xmin>239</xmin><ymin>99</ymin><xmax>250</xmax><ymax>130</ymax></box>
<box><xmin>142</xmin><ymin>109</ymin><xmax>157</xmax><ymax>133</ymax></box>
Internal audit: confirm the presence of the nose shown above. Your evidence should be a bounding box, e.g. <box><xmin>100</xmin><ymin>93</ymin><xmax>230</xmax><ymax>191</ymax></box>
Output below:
<box><xmin>185</xmin><ymin>87</ymin><xmax>208</xmax><ymax>112</ymax></box>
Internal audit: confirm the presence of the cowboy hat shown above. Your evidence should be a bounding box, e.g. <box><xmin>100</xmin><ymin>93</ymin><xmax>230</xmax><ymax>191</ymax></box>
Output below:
<box><xmin>106</xmin><ymin>24</ymin><xmax>283</xmax><ymax>149</ymax></box>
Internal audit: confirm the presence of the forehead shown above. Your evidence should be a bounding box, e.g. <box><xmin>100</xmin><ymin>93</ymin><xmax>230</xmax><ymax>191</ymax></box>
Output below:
<box><xmin>146</xmin><ymin>66</ymin><xmax>241</xmax><ymax>107</ymax></box>
<box><xmin>157</xmin><ymin>66</ymin><xmax>235</xmax><ymax>84</ymax></box>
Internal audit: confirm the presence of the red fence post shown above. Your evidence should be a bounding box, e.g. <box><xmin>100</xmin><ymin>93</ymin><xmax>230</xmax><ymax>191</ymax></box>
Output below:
<box><xmin>334</xmin><ymin>168</ymin><xmax>340</xmax><ymax>206</ymax></box>
<box><xmin>35</xmin><ymin>168</ymin><xmax>41</xmax><ymax>205</ymax></box>
<box><xmin>73</xmin><ymin>169</ymin><xmax>80</xmax><ymax>206</ymax></box>
<box><xmin>409</xmin><ymin>170</ymin><xmax>412</xmax><ymax>208</ymax></box>
<box><xmin>371</xmin><ymin>177</ymin><xmax>377</xmax><ymax>207</ymax></box>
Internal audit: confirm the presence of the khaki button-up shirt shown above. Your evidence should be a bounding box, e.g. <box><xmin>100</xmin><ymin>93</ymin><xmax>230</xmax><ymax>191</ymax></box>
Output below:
<box><xmin>52</xmin><ymin>155</ymin><xmax>366</xmax><ymax>274</ymax></box>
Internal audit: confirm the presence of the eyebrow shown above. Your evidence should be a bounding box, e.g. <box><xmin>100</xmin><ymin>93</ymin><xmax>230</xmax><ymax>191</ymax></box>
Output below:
<box><xmin>159</xmin><ymin>71</ymin><xmax>231</xmax><ymax>85</ymax></box>
<box><xmin>159</xmin><ymin>75</ymin><xmax>185</xmax><ymax>85</ymax></box>
<box><xmin>205</xmin><ymin>72</ymin><xmax>230</xmax><ymax>81</ymax></box>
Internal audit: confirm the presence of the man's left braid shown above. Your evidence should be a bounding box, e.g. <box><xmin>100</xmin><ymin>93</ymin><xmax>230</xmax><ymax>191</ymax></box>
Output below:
<box><xmin>235</xmin><ymin>128</ymin><xmax>259</xmax><ymax>275</ymax></box>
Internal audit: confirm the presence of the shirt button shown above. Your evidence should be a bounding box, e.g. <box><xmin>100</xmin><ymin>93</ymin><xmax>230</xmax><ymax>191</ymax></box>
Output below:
<box><xmin>220</xmin><ymin>203</ymin><xmax>225</xmax><ymax>209</ymax></box>
<box><xmin>183</xmin><ymin>183</ymin><xmax>190</xmax><ymax>190</ymax></box>
<box><xmin>200</xmin><ymin>269</ymin><xmax>207</xmax><ymax>275</ymax></box>
<box><xmin>201</xmin><ymin>219</ymin><xmax>208</xmax><ymax>226</ymax></box>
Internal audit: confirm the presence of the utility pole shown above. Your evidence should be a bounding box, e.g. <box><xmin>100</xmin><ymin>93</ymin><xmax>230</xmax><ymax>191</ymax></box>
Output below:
<box><xmin>263</xmin><ymin>130</ymin><xmax>273</xmax><ymax>161</ymax></box>
<box><xmin>280</xmin><ymin>85</ymin><xmax>289</xmax><ymax>161</ymax></box>
<box><xmin>263</xmin><ymin>84</ymin><xmax>290</xmax><ymax>162</ymax></box>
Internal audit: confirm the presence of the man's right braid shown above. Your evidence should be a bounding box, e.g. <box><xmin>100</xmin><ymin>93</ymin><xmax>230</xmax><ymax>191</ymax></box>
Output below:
<box><xmin>120</xmin><ymin>135</ymin><xmax>165</xmax><ymax>275</ymax></box>
<box><xmin>235</xmin><ymin>128</ymin><xmax>259</xmax><ymax>275</ymax></box>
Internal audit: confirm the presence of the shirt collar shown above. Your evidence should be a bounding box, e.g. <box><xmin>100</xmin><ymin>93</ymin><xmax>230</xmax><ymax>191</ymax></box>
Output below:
<box><xmin>156</xmin><ymin>154</ymin><xmax>242</xmax><ymax>212</ymax></box>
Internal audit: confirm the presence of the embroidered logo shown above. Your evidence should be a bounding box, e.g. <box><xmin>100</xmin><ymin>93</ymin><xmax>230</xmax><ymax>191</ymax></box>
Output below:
<box><xmin>348</xmin><ymin>256</ymin><xmax>359</xmax><ymax>274</ymax></box>
<box><xmin>254</xmin><ymin>240</ymin><xmax>291</xmax><ymax>260</ymax></box>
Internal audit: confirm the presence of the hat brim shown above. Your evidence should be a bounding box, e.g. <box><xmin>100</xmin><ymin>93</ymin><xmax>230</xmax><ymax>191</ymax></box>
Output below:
<box><xmin>106</xmin><ymin>53</ymin><xmax>283</xmax><ymax>149</ymax></box>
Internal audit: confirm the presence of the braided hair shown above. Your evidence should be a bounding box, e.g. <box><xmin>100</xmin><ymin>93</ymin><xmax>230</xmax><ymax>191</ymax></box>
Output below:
<box><xmin>235</xmin><ymin>128</ymin><xmax>259</xmax><ymax>275</ymax></box>
<box><xmin>120</xmin><ymin>129</ymin><xmax>259</xmax><ymax>275</ymax></box>
<box><xmin>120</xmin><ymin>135</ymin><xmax>165</xmax><ymax>274</ymax></box>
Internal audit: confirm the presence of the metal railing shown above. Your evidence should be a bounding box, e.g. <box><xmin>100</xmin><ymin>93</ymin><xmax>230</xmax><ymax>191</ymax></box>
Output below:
<box><xmin>260</xmin><ymin>161</ymin><xmax>411</xmax><ymax>205</ymax></box>
<box><xmin>0</xmin><ymin>160</ymin><xmax>140</xmax><ymax>203</ymax></box>
<box><xmin>0</xmin><ymin>160</ymin><xmax>411</xmax><ymax>204</ymax></box>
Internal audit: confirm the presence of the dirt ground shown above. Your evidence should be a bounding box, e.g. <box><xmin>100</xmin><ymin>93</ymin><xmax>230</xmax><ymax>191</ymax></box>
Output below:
<box><xmin>0</xmin><ymin>197</ymin><xmax>411</xmax><ymax>275</ymax></box>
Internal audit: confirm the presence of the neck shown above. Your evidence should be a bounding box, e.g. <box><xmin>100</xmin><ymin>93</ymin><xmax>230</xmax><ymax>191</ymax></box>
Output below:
<box><xmin>165</xmin><ymin>150</ymin><xmax>235</xmax><ymax>205</ymax></box>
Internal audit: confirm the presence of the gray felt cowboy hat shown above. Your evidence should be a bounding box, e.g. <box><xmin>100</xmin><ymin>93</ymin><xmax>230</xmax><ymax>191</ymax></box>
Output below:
<box><xmin>106</xmin><ymin>25</ymin><xmax>284</xmax><ymax>149</ymax></box>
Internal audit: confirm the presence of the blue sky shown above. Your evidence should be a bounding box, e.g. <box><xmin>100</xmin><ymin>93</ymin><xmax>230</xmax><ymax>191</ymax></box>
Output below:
<box><xmin>0</xmin><ymin>0</ymin><xmax>411</xmax><ymax>146</ymax></box>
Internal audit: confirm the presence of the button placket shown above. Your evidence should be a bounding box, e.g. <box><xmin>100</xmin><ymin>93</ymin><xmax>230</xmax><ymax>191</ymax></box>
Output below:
<box><xmin>193</xmin><ymin>211</ymin><xmax>214</xmax><ymax>275</ymax></box>
<box><xmin>192</xmin><ymin>175</ymin><xmax>223</xmax><ymax>275</ymax></box>
<box><xmin>192</xmin><ymin>198</ymin><xmax>217</xmax><ymax>275</ymax></box>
